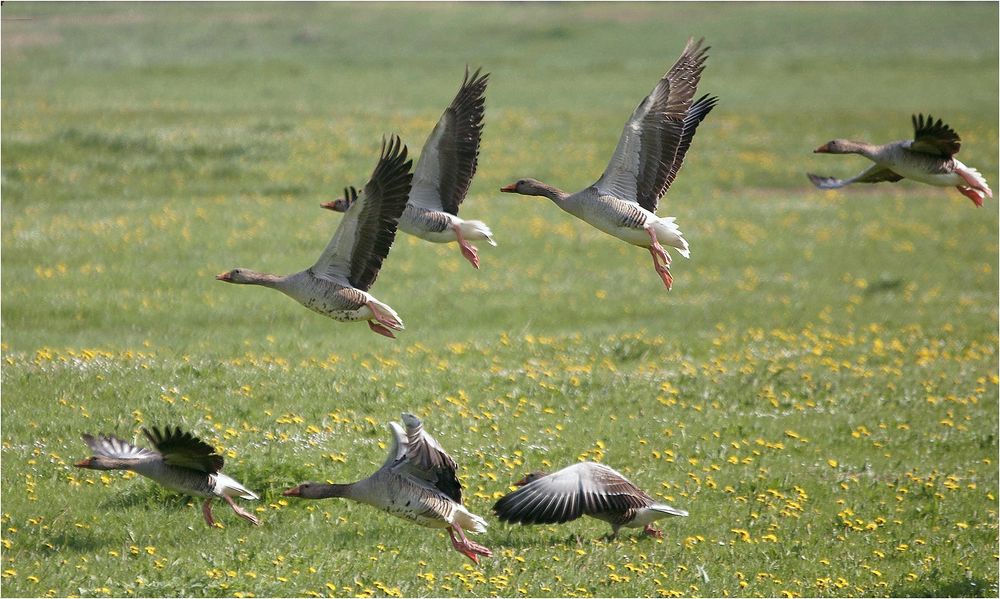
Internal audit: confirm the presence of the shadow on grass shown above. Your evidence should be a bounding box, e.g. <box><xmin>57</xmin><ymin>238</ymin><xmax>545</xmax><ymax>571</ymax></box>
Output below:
<box><xmin>47</xmin><ymin>529</ymin><xmax>109</xmax><ymax>553</ymax></box>
<box><xmin>890</xmin><ymin>576</ymin><xmax>995</xmax><ymax>598</ymax></box>
<box><xmin>487</xmin><ymin>528</ymin><xmax>663</xmax><ymax>551</ymax></box>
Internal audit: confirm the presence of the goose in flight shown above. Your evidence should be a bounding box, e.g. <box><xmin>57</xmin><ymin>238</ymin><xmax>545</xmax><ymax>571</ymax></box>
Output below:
<box><xmin>217</xmin><ymin>136</ymin><xmax>413</xmax><ymax>338</ymax></box>
<box><xmin>809</xmin><ymin>114</ymin><xmax>992</xmax><ymax>206</ymax></box>
<box><xmin>283</xmin><ymin>413</ymin><xmax>492</xmax><ymax>564</ymax></box>
<box><xmin>74</xmin><ymin>426</ymin><xmax>260</xmax><ymax>527</ymax></box>
<box><xmin>323</xmin><ymin>68</ymin><xmax>494</xmax><ymax>269</ymax></box>
<box><xmin>499</xmin><ymin>38</ymin><xmax>717</xmax><ymax>290</ymax></box>
<box><xmin>493</xmin><ymin>461</ymin><xmax>687</xmax><ymax>539</ymax></box>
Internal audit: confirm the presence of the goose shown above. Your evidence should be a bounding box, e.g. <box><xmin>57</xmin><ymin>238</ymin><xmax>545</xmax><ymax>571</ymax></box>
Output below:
<box><xmin>492</xmin><ymin>461</ymin><xmax>687</xmax><ymax>539</ymax></box>
<box><xmin>73</xmin><ymin>426</ymin><xmax>260</xmax><ymax>527</ymax></box>
<box><xmin>808</xmin><ymin>114</ymin><xmax>993</xmax><ymax>206</ymax></box>
<box><xmin>499</xmin><ymin>38</ymin><xmax>717</xmax><ymax>290</ymax></box>
<box><xmin>322</xmin><ymin>68</ymin><xmax>495</xmax><ymax>269</ymax></box>
<box><xmin>216</xmin><ymin>136</ymin><xmax>412</xmax><ymax>338</ymax></box>
<box><xmin>283</xmin><ymin>413</ymin><xmax>492</xmax><ymax>564</ymax></box>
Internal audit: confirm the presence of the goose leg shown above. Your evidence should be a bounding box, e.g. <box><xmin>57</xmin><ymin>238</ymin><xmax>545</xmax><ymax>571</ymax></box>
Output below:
<box><xmin>367</xmin><ymin>321</ymin><xmax>396</xmax><ymax>339</ymax></box>
<box><xmin>645</xmin><ymin>226</ymin><xmax>673</xmax><ymax>290</ymax></box>
<box><xmin>365</xmin><ymin>302</ymin><xmax>400</xmax><ymax>338</ymax></box>
<box><xmin>222</xmin><ymin>495</ymin><xmax>260</xmax><ymax>526</ymax></box>
<box><xmin>957</xmin><ymin>186</ymin><xmax>985</xmax><ymax>207</ymax></box>
<box><xmin>643</xmin><ymin>524</ymin><xmax>664</xmax><ymax>539</ymax></box>
<box><xmin>453</xmin><ymin>224</ymin><xmax>480</xmax><ymax>270</ymax></box>
<box><xmin>447</xmin><ymin>525</ymin><xmax>492</xmax><ymax>564</ymax></box>
<box><xmin>202</xmin><ymin>499</ymin><xmax>216</xmax><ymax>528</ymax></box>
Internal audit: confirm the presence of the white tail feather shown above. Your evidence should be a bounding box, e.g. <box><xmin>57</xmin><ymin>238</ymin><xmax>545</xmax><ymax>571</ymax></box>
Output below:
<box><xmin>454</xmin><ymin>505</ymin><xmax>488</xmax><ymax>534</ymax></box>
<box><xmin>214</xmin><ymin>473</ymin><xmax>259</xmax><ymax>500</ymax></box>
<box><xmin>651</xmin><ymin>504</ymin><xmax>688</xmax><ymax>517</ymax></box>
<box><xmin>962</xmin><ymin>165</ymin><xmax>993</xmax><ymax>198</ymax></box>
<box><xmin>458</xmin><ymin>220</ymin><xmax>496</xmax><ymax>246</ymax></box>
<box><xmin>655</xmin><ymin>216</ymin><xmax>690</xmax><ymax>258</ymax></box>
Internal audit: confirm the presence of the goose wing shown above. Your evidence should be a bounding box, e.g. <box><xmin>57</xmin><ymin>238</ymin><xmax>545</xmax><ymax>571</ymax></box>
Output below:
<box><xmin>379</xmin><ymin>421</ymin><xmax>408</xmax><ymax>470</ymax></box>
<box><xmin>807</xmin><ymin>164</ymin><xmax>904</xmax><ymax>189</ymax></box>
<box><xmin>310</xmin><ymin>136</ymin><xmax>413</xmax><ymax>290</ymax></box>
<box><xmin>390</xmin><ymin>413</ymin><xmax>462</xmax><ymax>503</ymax></box>
<box><xmin>909</xmin><ymin>113</ymin><xmax>961</xmax><ymax>157</ymax></box>
<box><xmin>81</xmin><ymin>433</ymin><xmax>159</xmax><ymax>461</ymax></box>
<box><xmin>593</xmin><ymin>38</ymin><xmax>712</xmax><ymax>212</ymax></box>
<box><xmin>409</xmin><ymin>67</ymin><xmax>489</xmax><ymax>215</ymax></box>
<box><xmin>142</xmin><ymin>426</ymin><xmax>224</xmax><ymax>474</ymax></box>
<box><xmin>492</xmin><ymin>462</ymin><xmax>653</xmax><ymax>525</ymax></box>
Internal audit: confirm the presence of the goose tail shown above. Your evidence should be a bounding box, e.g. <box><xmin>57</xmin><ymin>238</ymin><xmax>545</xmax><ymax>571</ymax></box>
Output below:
<box><xmin>454</xmin><ymin>505</ymin><xmax>488</xmax><ymax>534</ymax></box>
<box><xmin>214</xmin><ymin>473</ymin><xmax>259</xmax><ymax>500</ymax></box>
<box><xmin>654</xmin><ymin>216</ymin><xmax>690</xmax><ymax>259</ymax></box>
<box><xmin>458</xmin><ymin>220</ymin><xmax>496</xmax><ymax>246</ymax></box>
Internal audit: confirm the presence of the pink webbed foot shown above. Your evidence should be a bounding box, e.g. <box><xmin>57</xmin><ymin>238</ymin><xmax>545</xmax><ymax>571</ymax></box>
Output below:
<box><xmin>453</xmin><ymin>224</ymin><xmax>481</xmax><ymax>270</ymax></box>
<box><xmin>367</xmin><ymin>320</ymin><xmax>396</xmax><ymax>339</ymax></box>
<box><xmin>202</xmin><ymin>499</ymin><xmax>217</xmax><ymax>528</ymax></box>
<box><xmin>223</xmin><ymin>495</ymin><xmax>260</xmax><ymax>526</ymax></box>
<box><xmin>643</xmin><ymin>524</ymin><xmax>664</xmax><ymax>539</ymax></box>
<box><xmin>364</xmin><ymin>301</ymin><xmax>401</xmax><ymax>338</ymax></box>
<box><xmin>448</xmin><ymin>526</ymin><xmax>492</xmax><ymax>565</ymax></box>
<box><xmin>459</xmin><ymin>242</ymin><xmax>481</xmax><ymax>269</ymax></box>
<box><xmin>956</xmin><ymin>169</ymin><xmax>992</xmax><ymax>199</ymax></box>
<box><xmin>645</xmin><ymin>227</ymin><xmax>674</xmax><ymax>290</ymax></box>
<box><xmin>958</xmin><ymin>186</ymin><xmax>985</xmax><ymax>207</ymax></box>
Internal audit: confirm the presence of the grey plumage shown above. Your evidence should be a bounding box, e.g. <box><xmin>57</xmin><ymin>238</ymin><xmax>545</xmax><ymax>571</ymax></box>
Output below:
<box><xmin>217</xmin><ymin>136</ymin><xmax>413</xmax><ymax>337</ymax></box>
<box><xmin>75</xmin><ymin>426</ymin><xmax>259</xmax><ymax>527</ymax></box>
<box><xmin>283</xmin><ymin>413</ymin><xmax>492</xmax><ymax>563</ymax></box>
<box><xmin>808</xmin><ymin>114</ymin><xmax>991</xmax><ymax>206</ymax></box>
<box><xmin>493</xmin><ymin>462</ymin><xmax>687</xmax><ymax>538</ymax></box>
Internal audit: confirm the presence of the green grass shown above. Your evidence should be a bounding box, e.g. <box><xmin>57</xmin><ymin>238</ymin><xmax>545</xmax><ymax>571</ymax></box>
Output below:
<box><xmin>2</xmin><ymin>2</ymin><xmax>998</xmax><ymax>597</ymax></box>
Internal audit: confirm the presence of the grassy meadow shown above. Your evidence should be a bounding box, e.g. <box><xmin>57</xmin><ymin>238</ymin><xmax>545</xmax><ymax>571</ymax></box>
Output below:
<box><xmin>2</xmin><ymin>2</ymin><xmax>998</xmax><ymax>597</ymax></box>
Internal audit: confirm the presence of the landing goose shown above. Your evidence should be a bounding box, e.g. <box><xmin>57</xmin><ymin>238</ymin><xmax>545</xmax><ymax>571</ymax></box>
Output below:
<box><xmin>492</xmin><ymin>462</ymin><xmax>687</xmax><ymax>539</ymax></box>
<box><xmin>217</xmin><ymin>136</ymin><xmax>413</xmax><ymax>338</ymax></box>
<box><xmin>74</xmin><ymin>426</ymin><xmax>259</xmax><ymax>527</ymax></box>
<box><xmin>500</xmin><ymin>38</ymin><xmax>717</xmax><ymax>290</ymax></box>
<box><xmin>809</xmin><ymin>114</ymin><xmax>992</xmax><ymax>206</ymax></box>
<box><xmin>283</xmin><ymin>413</ymin><xmax>492</xmax><ymax>564</ymax></box>
<box><xmin>323</xmin><ymin>68</ymin><xmax>495</xmax><ymax>269</ymax></box>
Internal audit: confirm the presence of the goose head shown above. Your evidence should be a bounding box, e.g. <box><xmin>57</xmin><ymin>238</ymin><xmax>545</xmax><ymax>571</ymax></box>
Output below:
<box><xmin>814</xmin><ymin>139</ymin><xmax>864</xmax><ymax>154</ymax></box>
<box><xmin>74</xmin><ymin>456</ymin><xmax>121</xmax><ymax>470</ymax></box>
<box><xmin>215</xmin><ymin>268</ymin><xmax>261</xmax><ymax>284</ymax></box>
<box><xmin>319</xmin><ymin>198</ymin><xmax>350</xmax><ymax>213</ymax></box>
<box><xmin>500</xmin><ymin>178</ymin><xmax>547</xmax><ymax>196</ymax></box>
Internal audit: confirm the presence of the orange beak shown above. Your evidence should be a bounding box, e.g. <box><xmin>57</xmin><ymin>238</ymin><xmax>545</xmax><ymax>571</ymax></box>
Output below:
<box><xmin>814</xmin><ymin>143</ymin><xmax>831</xmax><ymax>153</ymax></box>
<box><xmin>282</xmin><ymin>486</ymin><xmax>301</xmax><ymax>497</ymax></box>
<box><xmin>499</xmin><ymin>184</ymin><xmax>517</xmax><ymax>193</ymax></box>
<box><xmin>215</xmin><ymin>272</ymin><xmax>231</xmax><ymax>281</ymax></box>
<box><xmin>319</xmin><ymin>201</ymin><xmax>337</xmax><ymax>211</ymax></box>
<box><xmin>74</xmin><ymin>458</ymin><xmax>92</xmax><ymax>468</ymax></box>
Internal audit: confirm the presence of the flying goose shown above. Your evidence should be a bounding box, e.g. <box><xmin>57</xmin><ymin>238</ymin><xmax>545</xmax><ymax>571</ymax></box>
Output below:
<box><xmin>492</xmin><ymin>462</ymin><xmax>687</xmax><ymax>539</ymax></box>
<box><xmin>323</xmin><ymin>68</ymin><xmax>495</xmax><ymax>269</ymax></box>
<box><xmin>499</xmin><ymin>38</ymin><xmax>717</xmax><ymax>290</ymax></box>
<box><xmin>283</xmin><ymin>413</ymin><xmax>492</xmax><ymax>564</ymax></box>
<box><xmin>217</xmin><ymin>136</ymin><xmax>413</xmax><ymax>338</ymax></box>
<box><xmin>809</xmin><ymin>114</ymin><xmax>992</xmax><ymax>206</ymax></box>
<box><xmin>74</xmin><ymin>426</ymin><xmax>260</xmax><ymax>527</ymax></box>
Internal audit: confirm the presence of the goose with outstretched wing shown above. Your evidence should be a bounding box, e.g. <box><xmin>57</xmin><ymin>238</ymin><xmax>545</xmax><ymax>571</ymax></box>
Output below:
<box><xmin>74</xmin><ymin>426</ymin><xmax>259</xmax><ymax>527</ymax></box>
<box><xmin>283</xmin><ymin>413</ymin><xmax>492</xmax><ymax>564</ymax></box>
<box><xmin>323</xmin><ymin>68</ymin><xmax>494</xmax><ymax>269</ymax></box>
<box><xmin>809</xmin><ymin>114</ymin><xmax>992</xmax><ymax>206</ymax></box>
<box><xmin>493</xmin><ymin>461</ymin><xmax>687</xmax><ymax>539</ymax></box>
<box><xmin>217</xmin><ymin>136</ymin><xmax>413</xmax><ymax>338</ymax></box>
<box><xmin>500</xmin><ymin>38</ymin><xmax>717</xmax><ymax>290</ymax></box>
